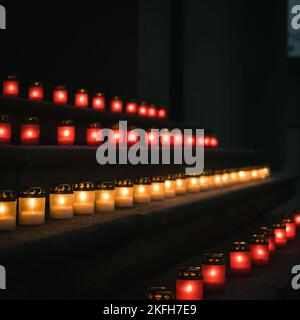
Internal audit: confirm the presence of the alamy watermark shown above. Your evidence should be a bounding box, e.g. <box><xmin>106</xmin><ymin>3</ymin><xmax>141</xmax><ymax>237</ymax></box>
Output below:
<box><xmin>0</xmin><ymin>265</ymin><xmax>6</xmax><ymax>290</ymax></box>
<box><xmin>292</xmin><ymin>265</ymin><xmax>300</xmax><ymax>290</ymax></box>
<box><xmin>291</xmin><ymin>4</ymin><xmax>300</xmax><ymax>30</ymax></box>
<box><xmin>0</xmin><ymin>5</ymin><xmax>6</xmax><ymax>30</ymax></box>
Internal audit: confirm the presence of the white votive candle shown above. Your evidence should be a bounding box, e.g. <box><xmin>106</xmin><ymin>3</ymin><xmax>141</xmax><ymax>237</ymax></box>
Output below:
<box><xmin>73</xmin><ymin>182</ymin><xmax>95</xmax><ymax>215</ymax></box>
<box><xmin>50</xmin><ymin>184</ymin><xmax>74</xmax><ymax>220</ymax></box>
<box><xmin>95</xmin><ymin>182</ymin><xmax>116</xmax><ymax>212</ymax></box>
<box><xmin>0</xmin><ymin>191</ymin><xmax>17</xmax><ymax>232</ymax></box>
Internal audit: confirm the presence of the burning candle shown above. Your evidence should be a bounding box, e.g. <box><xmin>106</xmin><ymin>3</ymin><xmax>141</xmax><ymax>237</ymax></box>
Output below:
<box><xmin>238</xmin><ymin>169</ymin><xmax>248</xmax><ymax>183</ymax></box>
<box><xmin>92</xmin><ymin>93</ymin><xmax>106</xmax><ymax>110</ymax></box>
<box><xmin>199</xmin><ymin>173</ymin><xmax>209</xmax><ymax>191</ymax></box>
<box><xmin>273</xmin><ymin>223</ymin><xmax>287</xmax><ymax>248</ymax></box>
<box><xmin>0</xmin><ymin>190</ymin><xmax>17</xmax><ymax>232</ymax></box>
<box><xmin>20</xmin><ymin>117</ymin><xmax>40</xmax><ymax>146</ymax></box>
<box><xmin>126</xmin><ymin>100</ymin><xmax>138</xmax><ymax>114</ymax></box>
<box><xmin>230</xmin><ymin>242</ymin><xmax>252</xmax><ymax>276</ymax></box>
<box><xmin>115</xmin><ymin>179</ymin><xmax>134</xmax><ymax>208</ymax></box>
<box><xmin>186</xmin><ymin>175</ymin><xmax>200</xmax><ymax>193</ymax></box>
<box><xmin>202</xmin><ymin>253</ymin><xmax>226</xmax><ymax>292</ymax></box>
<box><xmin>95</xmin><ymin>182</ymin><xmax>115</xmax><ymax>212</ymax></box>
<box><xmin>259</xmin><ymin>227</ymin><xmax>276</xmax><ymax>255</ymax></box>
<box><xmin>147</xmin><ymin>286</ymin><xmax>174</xmax><ymax>301</ymax></box>
<box><xmin>250</xmin><ymin>235</ymin><xmax>270</xmax><ymax>267</ymax></box>
<box><xmin>148</xmin><ymin>104</ymin><xmax>157</xmax><ymax>118</ymax></box>
<box><xmin>3</xmin><ymin>75</ymin><xmax>19</xmax><ymax>97</ymax></box>
<box><xmin>176</xmin><ymin>267</ymin><xmax>203</xmax><ymax>301</ymax></box>
<box><xmin>86</xmin><ymin>122</ymin><xmax>101</xmax><ymax>146</ymax></box>
<box><xmin>53</xmin><ymin>85</ymin><xmax>68</xmax><ymax>104</ymax></box>
<box><xmin>210</xmin><ymin>136</ymin><xmax>219</xmax><ymax>148</ymax></box>
<box><xmin>165</xmin><ymin>175</ymin><xmax>176</xmax><ymax>198</ymax></box>
<box><xmin>175</xmin><ymin>173</ymin><xmax>187</xmax><ymax>195</ymax></box>
<box><xmin>75</xmin><ymin>89</ymin><xmax>89</xmax><ymax>108</ymax></box>
<box><xmin>18</xmin><ymin>187</ymin><xmax>46</xmax><ymax>225</ymax></box>
<box><xmin>0</xmin><ymin>115</ymin><xmax>11</xmax><ymax>145</ymax></box>
<box><xmin>283</xmin><ymin>216</ymin><xmax>297</xmax><ymax>241</ymax></box>
<box><xmin>260</xmin><ymin>166</ymin><xmax>271</xmax><ymax>180</ymax></box>
<box><xmin>134</xmin><ymin>177</ymin><xmax>151</xmax><ymax>204</ymax></box>
<box><xmin>57</xmin><ymin>120</ymin><xmax>76</xmax><ymax>146</ymax></box>
<box><xmin>138</xmin><ymin>102</ymin><xmax>148</xmax><ymax>117</ymax></box>
<box><xmin>50</xmin><ymin>184</ymin><xmax>74</xmax><ymax>220</ymax></box>
<box><xmin>73</xmin><ymin>182</ymin><xmax>95</xmax><ymax>215</ymax></box>
<box><xmin>147</xmin><ymin>130</ymin><xmax>159</xmax><ymax>145</ymax></box>
<box><xmin>213</xmin><ymin>171</ymin><xmax>223</xmax><ymax>188</ymax></box>
<box><xmin>158</xmin><ymin>107</ymin><xmax>167</xmax><ymax>120</ymax></box>
<box><xmin>294</xmin><ymin>210</ymin><xmax>300</xmax><ymax>228</ymax></box>
<box><xmin>28</xmin><ymin>82</ymin><xmax>44</xmax><ymax>101</ymax></box>
<box><xmin>111</xmin><ymin>97</ymin><xmax>123</xmax><ymax>113</ymax></box>
<box><xmin>229</xmin><ymin>170</ymin><xmax>238</xmax><ymax>185</ymax></box>
<box><xmin>127</xmin><ymin>126</ymin><xmax>139</xmax><ymax>145</ymax></box>
<box><xmin>151</xmin><ymin>177</ymin><xmax>166</xmax><ymax>201</ymax></box>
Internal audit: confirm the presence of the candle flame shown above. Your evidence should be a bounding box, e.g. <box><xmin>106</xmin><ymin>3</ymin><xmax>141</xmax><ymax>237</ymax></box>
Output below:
<box><xmin>139</xmin><ymin>187</ymin><xmax>145</xmax><ymax>194</ymax></box>
<box><xmin>237</xmin><ymin>255</ymin><xmax>243</xmax><ymax>263</ymax></box>
<box><xmin>165</xmin><ymin>181</ymin><xmax>171</xmax><ymax>189</ymax></box>
<box><xmin>121</xmin><ymin>188</ymin><xmax>129</xmax><ymax>196</ymax></box>
<box><xmin>29</xmin><ymin>198</ymin><xmax>36</xmax><ymax>208</ymax></box>
<box><xmin>79</xmin><ymin>192</ymin><xmax>87</xmax><ymax>202</ymax></box>
<box><xmin>58</xmin><ymin>197</ymin><xmax>65</xmax><ymax>205</ymax></box>
<box><xmin>153</xmin><ymin>185</ymin><xmax>160</xmax><ymax>192</ymax></box>
<box><xmin>102</xmin><ymin>192</ymin><xmax>110</xmax><ymax>201</ymax></box>
<box><xmin>177</xmin><ymin>180</ymin><xmax>183</xmax><ymax>187</ymax></box>
<box><xmin>210</xmin><ymin>269</ymin><xmax>217</xmax><ymax>277</ymax></box>
<box><xmin>185</xmin><ymin>284</ymin><xmax>193</xmax><ymax>293</ymax></box>
<box><xmin>191</xmin><ymin>179</ymin><xmax>197</xmax><ymax>186</ymax></box>
<box><xmin>0</xmin><ymin>205</ymin><xmax>6</xmax><ymax>214</ymax></box>
<box><xmin>63</xmin><ymin>130</ymin><xmax>70</xmax><ymax>137</ymax></box>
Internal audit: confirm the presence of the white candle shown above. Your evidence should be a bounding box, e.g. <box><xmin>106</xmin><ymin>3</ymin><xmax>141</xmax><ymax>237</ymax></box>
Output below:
<box><xmin>151</xmin><ymin>182</ymin><xmax>165</xmax><ymax>201</ymax></box>
<box><xmin>95</xmin><ymin>189</ymin><xmax>115</xmax><ymax>212</ymax></box>
<box><xmin>165</xmin><ymin>179</ymin><xmax>176</xmax><ymax>198</ymax></box>
<box><xmin>0</xmin><ymin>216</ymin><xmax>16</xmax><ymax>231</ymax></box>
<box><xmin>115</xmin><ymin>187</ymin><xmax>134</xmax><ymax>208</ymax></box>
<box><xmin>186</xmin><ymin>176</ymin><xmax>200</xmax><ymax>193</ymax></box>
<box><xmin>19</xmin><ymin>210</ymin><xmax>45</xmax><ymax>225</ymax></box>
<box><xmin>134</xmin><ymin>180</ymin><xmax>151</xmax><ymax>204</ymax></box>
<box><xmin>0</xmin><ymin>195</ymin><xmax>17</xmax><ymax>232</ymax></box>
<box><xmin>18</xmin><ymin>193</ymin><xmax>46</xmax><ymax>226</ymax></box>
<box><xmin>50</xmin><ymin>190</ymin><xmax>74</xmax><ymax>220</ymax></box>
<box><xmin>73</xmin><ymin>191</ymin><xmax>95</xmax><ymax>215</ymax></box>
<box><xmin>175</xmin><ymin>178</ymin><xmax>186</xmax><ymax>195</ymax></box>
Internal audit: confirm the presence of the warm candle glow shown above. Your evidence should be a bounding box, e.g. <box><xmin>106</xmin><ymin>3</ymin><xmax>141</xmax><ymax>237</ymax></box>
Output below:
<box><xmin>21</xmin><ymin>118</ymin><xmax>40</xmax><ymax>146</ymax></box>
<box><xmin>115</xmin><ymin>179</ymin><xmax>134</xmax><ymax>208</ymax></box>
<box><xmin>230</xmin><ymin>242</ymin><xmax>252</xmax><ymax>276</ymax></box>
<box><xmin>0</xmin><ymin>115</ymin><xmax>11</xmax><ymax>145</ymax></box>
<box><xmin>87</xmin><ymin>123</ymin><xmax>101</xmax><ymax>146</ymax></box>
<box><xmin>73</xmin><ymin>182</ymin><xmax>95</xmax><ymax>215</ymax></box>
<box><xmin>202</xmin><ymin>254</ymin><xmax>226</xmax><ymax>292</ymax></box>
<box><xmin>75</xmin><ymin>89</ymin><xmax>89</xmax><ymax>108</ymax></box>
<box><xmin>176</xmin><ymin>267</ymin><xmax>203</xmax><ymax>301</ymax></box>
<box><xmin>3</xmin><ymin>75</ymin><xmax>19</xmax><ymax>96</ymax></box>
<box><xmin>0</xmin><ymin>191</ymin><xmax>17</xmax><ymax>232</ymax></box>
<box><xmin>53</xmin><ymin>86</ymin><xmax>68</xmax><ymax>104</ymax></box>
<box><xmin>111</xmin><ymin>97</ymin><xmax>123</xmax><ymax>113</ymax></box>
<box><xmin>93</xmin><ymin>93</ymin><xmax>106</xmax><ymax>110</ymax></box>
<box><xmin>29</xmin><ymin>82</ymin><xmax>44</xmax><ymax>101</ymax></box>
<box><xmin>250</xmin><ymin>235</ymin><xmax>270</xmax><ymax>267</ymax></box>
<box><xmin>273</xmin><ymin>223</ymin><xmax>287</xmax><ymax>248</ymax></box>
<box><xmin>50</xmin><ymin>184</ymin><xmax>74</xmax><ymax>220</ymax></box>
<box><xmin>95</xmin><ymin>182</ymin><xmax>115</xmax><ymax>212</ymax></box>
<box><xmin>57</xmin><ymin>120</ymin><xmax>76</xmax><ymax>146</ymax></box>
<box><xmin>134</xmin><ymin>178</ymin><xmax>151</xmax><ymax>204</ymax></box>
<box><xmin>283</xmin><ymin>217</ymin><xmax>297</xmax><ymax>241</ymax></box>
<box><xmin>186</xmin><ymin>175</ymin><xmax>200</xmax><ymax>193</ymax></box>
<box><xmin>151</xmin><ymin>177</ymin><xmax>165</xmax><ymax>201</ymax></box>
<box><xmin>165</xmin><ymin>176</ymin><xmax>176</xmax><ymax>198</ymax></box>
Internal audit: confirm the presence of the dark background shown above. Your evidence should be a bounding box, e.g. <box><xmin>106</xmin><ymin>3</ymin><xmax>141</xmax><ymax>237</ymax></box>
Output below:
<box><xmin>0</xmin><ymin>0</ymin><xmax>295</xmax><ymax>171</ymax></box>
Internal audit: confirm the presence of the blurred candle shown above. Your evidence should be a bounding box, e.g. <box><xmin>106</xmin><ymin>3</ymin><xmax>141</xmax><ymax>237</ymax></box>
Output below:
<box><xmin>176</xmin><ymin>267</ymin><xmax>203</xmax><ymax>301</ymax></box>
<box><xmin>3</xmin><ymin>75</ymin><xmax>19</xmax><ymax>97</ymax></box>
<box><xmin>0</xmin><ymin>190</ymin><xmax>17</xmax><ymax>232</ymax></box>
<box><xmin>0</xmin><ymin>115</ymin><xmax>11</xmax><ymax>145</ymax></box>
<box><xmin>175</xmin><ymin>173</ymin><xmax>186</xmax><ymax>195</ymax></box>
<box><xmin>213</xmin><ymin>171</ymin><xmax>223</xmax><ymax>188</ymax></box>
<box><xmin>21</xmin><ymin>117</ymin><xmax>40</xmax><ymax>146</ymax></box>
<box><xmin>95</xmin><ymin>182</ymin><xmax>115</xmax><ymax>212</ymax></box>
<box><xmin>186</xmin><ymin>175</ymin><xmax>200</xmax><ymax>193</ymax></box>
<box><xmin>199</xmin><ymin>173</ymin><xmax>209</xmax><ymax>191</ymax></box>
<box><xmin>53</xmin><ymin>85</ymin><xmax>68</xmax><ymax>104</ymax></box>
<box><xmin>165</xmin><ymin>175</ymin><xmax>176</xmax><ymax>198</ymax></box>
<box><xmin>294</xmin><ymin>210</ymin><xmax>300</xmax><ymax>228</ymax></box>
<box><xmin>111</xmin><ymin>96</ymin><xmax>123</xmax><ymax>113</ymax></box>
<box><xmin>210</xmin><ymin>136</ymin><xmax>219</xmax><ymax>148</ymax></box>
<box><xmin>230</xmin><ymin>242</ymin><xmax>251</xmax><ymax>276</ymax></box>
<box><xmin>151</xmin><ymin>177</ymin><xmax>165</xmax><ymax>201</ymax></box>
<box><xmin>29</xmin><ymin>82</ymin><xmax>44</xmax><ymax>101</ymax></box>
<box><xmin>75</xmin><ymin>89</ymin><xmax>89</xmax><ymax>108</ymax></box>
<box><xmin>147</xmin><ymin>130</ymin><xmax>159</xmax><ymax>145</ymax></box>
<box><xmin>147</xmin><ymin>286</ymin><xmax>174</xmax><ymax>301</ymax></box>
<box><xmin>92</xmin><ymin>92</ymin><xmax>106</xmax><ymax>110</ymax></box>
<box><xmin>127</xmin><ymin>127</ymin><xmax>139</xmax><ymax>145</ymax></box>
<box><xmin>148</xmin><ymin>104</ymin><xmax>157</xmax><ymax>118</ymax></box>
<box><xmin>202</xmin><ymin>253</ymin><xmax>226</xmax><ymax>292</ymax></box>
<box><xmin>158</xmin><ymin>107</ymin><xmax>167</xmax><ymax>120</ymax></box>
<box><xmin>50</xmin><ymin>184</ymin><xmax>74</xmax><ymax>220</ymax></box>
<box><xmin>86</xmin><ymin>122</ymin><xmax>101</xmax><ymax>146</ymax></box>
<box><xmin>134</xmin><ymin>177</ymin><xmax>151</xmax><ymax>204</ymax></box>
<box><xmin>250</xmin><ymin>235</ymin><xmax>270</xmax><ymax>267</ymax></box>
<box><xmin>273</xmin><ymin>223</ymin><xmax>287</xmax><ymax>248</ymax></box>
<box><xmin>115</xmin><ymin>179</ymin><xmax>134</xmax><ymax>208</ymax></box>
<box><xmin>283</xmin><ymin>216</ymin><xmax>297</xmax><ymax>241</ymax></box>
<box><xmin>126</xmin><ymin>100</ymin><xmax>138</xmax><ymax>114</ymax></box>
<box><xmin>138</xmin><ymin>102</ymin><xmax>148</xmax><ymax>117</ymax></box>
<box><xmin>73</xmin><ymin>182</ymin><xmax>95</xmax><ymax>215</ymax></box>
<box><xmin>57</xmin><ymin>120</ymin><xmax>75</xmax><ymax>146</ymax></box>
<box><xmin>260</xmin><ymin>227</ymin><xmax>276</xmax><ymax>255</ymax></box>
<box><xmin>18</xmin><ymin>187</ymin><xmax>46</xmax><ymax>225</ymax></box>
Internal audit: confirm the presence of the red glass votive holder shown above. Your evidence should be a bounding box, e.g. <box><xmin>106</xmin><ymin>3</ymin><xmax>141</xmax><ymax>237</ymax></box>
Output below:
<box><xmin>294</xmin><ymin>210</ymin><xmax>300</xmax><ymax>228</ymax></box>
<box><xmin>260</xmin><ymin>227</ymin><xmax>276</xmax><ymax>255</ymax></box>
<box><xmin>21</xmin><ymin>117</ymin><xmax>40</xmax><ymax>146</ymax></box>
<box><xmin>86</xmin><ymin>122</ymin><xmax>101</xmax><ymax>146</ymax></box>
<box><xmin>3</xmin><ymin>75</ymin><xmax>19</xmax><ymax>97</ymax></box>
<box><xmin>138</xmin><ymin>102</ymin><xmax>148</xmax><ymax>117</ymax></box>
<box><xmin>148</xmin><ymin>104</ymin><xmax>157</xmax><ymax>118</ymax></box>
<box><xmin>111</xmin><ymin>97</ymin><xmax>123</xmax><ymax>113</ymax></box>
<box><xmin>158</xmin><ymin>107</ymin><xmax>167</xmax><ymax>120</ymax></box>
<box><xmin>53</xmin><ymin>86</ymin><xmax>68</xmax><ymax>104</ymax></box>
<box><xmin>147</xmin><ymin>286</ymin><xmax>174</xmax><ymax>301</ymax></box>
<box><xmin>210</xmin><ymin>136</ymin><xmax>219</xmax><ymax>148</ymax></box>
<box><xmin>126</xmin><ymin>100</ymin><xmax>138</xmax><ymax>114</ymax></box>
<box><xmin>250</xmin><ymin>235</ymin><xmax>270</xmax><ymax>267</ymax></box>
<box><xmin>28</xmin><ymin>82</ymin><xmax>44</xmax><ymax>101</ymax></box>
<box><xmin>176</xmin><ymin>267</ymin><xmax>203</xmax><ymax>301</ymax></box>
<box><xmin>202</xmin><ymin>253</ymin><xmax>226</xmax><ymax>293</ymax></box>
<box><xmin>75</xmin><ymin>89</ymin><xmax>89</xmax><ymax>108</ymax></box>
<box><xmin>230</xmin><ymin>242</ymin><xmax>252</xmax><ymax>276</ymax></box>
<box><xmin>0</xmin><ymin>115</ymin><xmax>11</xmax><ymax>145</ymax></box>
<box><xmin>273</xmin><ymin>223</ymin><xmax>287</xmax><ymax>248</ymax></box>
<box><xmin>92</xmin><ymin>93</ymin><xmax>106</xmax><ymax>110</ymax></box>
<box><xmin>57</xmin><ymin>120</ymin><xmax>75</xmax><ymax>146</ymax></box>
<box><xmin>283</xmin><ymin>216</ymin><xmax>297</xmax><ymax>241</ymax></box>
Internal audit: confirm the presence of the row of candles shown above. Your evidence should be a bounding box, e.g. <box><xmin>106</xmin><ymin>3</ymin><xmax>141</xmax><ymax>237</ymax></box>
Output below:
<box><xmin>147</xmin><ymin>216</ymin><xmax>300</xmax><ymax>301</ymax></box>
<box><xmin>0</xmin><ymin>115</ymin><xmax>219</xmax><ymax>147</ymax></box>
<box><xmin>0</xmin><ymin>166</ymin><xmax>270</xmax><ymax>232</ymax></box>
<box><xmin>2</xmin><ymin>75</ymin><xmax>168</xmax><ymax>119</ymax></box>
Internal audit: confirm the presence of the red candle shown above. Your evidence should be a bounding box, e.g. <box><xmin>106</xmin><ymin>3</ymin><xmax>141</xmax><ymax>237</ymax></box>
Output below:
<box><xmin>161</xmin><ymin>129</ymin><xmax>171</xmax><ymax>146</ymax></box>
<box><xmin>111</xmin><ymin>97</ymin><xmax>123</xmax><ymax>113</ymax></box>
<box><xmin>75</xmin><ymin>89</ymin><xmax>89</xmax><ymax>108</ymax></box>
<box><xmin>147</xmin><ymin>287</ymin><xmax>174</xmax><ymax>301</ymax></box>
<box><xmin>210</xmin><ymin>136</ymin><xmax>219</xmax><ymax>148</ymax></box>
<box><xmin>21</xmin><ymin>117</ymin><xmax>40</xmax><ymax>146</ymax></box>
<box><xmin>185</xmin><ymin>135</ymin><xmax>195</xmax><ymax>147</ymax></box>
<box><xmin>204</xmin><ymin>137</ymin><xmax>211</xmax><ymax>148</ymax></box>
<box><xmin>250</xmin><ymin>235</ymin><xmax>270</xmax><ymax>267</ymax></box>
<box><xmin>294</xmin><ymin>210</ymin><xmax>300</xmax><ymax>228</ymax></box>
<box><xmin>197</xmin><ymin>136</ymin><xmax>205</xmax><ymax>147</ymax></box>
<box><xmin>176</xmin><ymin>267</ymin><xmax>203</xmax><ymax>301</ymax></box>
<box><xmin>57</xmin><ymin>120</ymin><xmax>75</xmax><ymax>146</ymax></box>
<box><xmin>28</xmin><ymin>82</ymin><xmax>44</xmax><ymax>101</ymax></box>
<box><xmin>147</xmin><ymin>130</ymin><xmax>159</xmax><ymax>145</ymax></box>
<box><xmin>3</xmin><ymin>75</ymin><xmax>19</xmax><ymax>97</ymax></box>
<box><xmin>148</xmin><ymin>104</ymin><xmax>157</xmax><ymax>118</ymax></box>
<box><xmin>86</xmin><ymin>122</ymin><xmax>101</xmax><ymax>146</ymax></box>
<box><xmin>126</xmin><ymin>101</ymin><xmax>138</xmax><ymax>114</ymax></box>
<box><xmin>260</xmin><ymin>227</ymin><xmax>276</xmax><ymax>255</ymax></box>
<box><xmin>273</xmin><ymin>223</ymin><xmax>287</xmax><ymax>248</ymax></box>
<box><xmin>202</xmin><ymin>254</ymin><xmax>226</xmax><ymax>292</ymax></box>
<box><xmin>138</xmin><ymin>102</ymin><xmax>148</xmax><ymax>117</ymax></box>
<box><xmin>92</xmin><ymin>93</ymin><xmax>106</xmax><ymax>110</ymax></box>
<box><xmin>0</xmin><ymin>115</ymin><xmax>11</xmax><ymax>145</ymax></box>
<box><xmin>127</xmin><ymin>127</ymin><xmax>139</xmax><ymax>145</ymax></box>
<box><xmin>111</xmin><ymin>124</ymin><xmax>125</xmax><ymax>145</ymax></box>
<box><xmin>53</xmin><ymin>86</ymin><xmax>68</xmax><ymax>104</ymax></box>
<box><xmin>230</xmin><ymin>242</ymin><xmax>252</xmax><ymax>276</ymax></box>
<box><xmin>158</xmin><ymin>107</ymin><xmax>167</xmax><ymax>120</ymax></box>
<box><xmin>283</xmin><ymin>217</ymin><xmax>297</xmax><ymax>241</ymax></box>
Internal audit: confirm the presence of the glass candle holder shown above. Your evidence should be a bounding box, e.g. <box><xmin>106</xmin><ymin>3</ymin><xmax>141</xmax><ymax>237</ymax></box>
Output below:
<box><xmin>126</xmin><ymin>100</ymin><xmax>138</xmax><ymax>114</ymax></box>
<box><xmin>92</xmin><ymin>92</ymin><xmax>106</xmax><ymax>110</ymax></box>
<box><xmin>0</xmin><ymin>115</ymin><xmax>11</xmax><ymax>145</ymax></box>
<box><xmin>3</xmin><ymin>75</ymin><xmax>19</xmax><ymax>97</ymax></box>
<box><xmin>21</xmin><ymin>117</ymin><xmax>40</xmax><ymax>146</ymax></box>
<box><xmin>259</xmin><ymin>227</ymin><xmax>276</xmax><ymax>255</ymax></box>
<box><xmin>111</xmin><ymin>96</ymin><xmax>123</xmax><ymax>113</ymax></box>
<box><xmin>158</xmin><ymin>107</ymin><xmax>167</xmax><ymax>119</ymax></box>
<box><xmin>294</xmin><ymin>210</ymin><xmax>300</xmax><ymax>228</ymax></box>
<box><xmin>199</xmin><ymin>173</ymin><xmax>209</xmax><ymax>191</ymax></box>
<box><xmin>213</xmin><ymin>171</ymin><xmax>223</xmax><ymax>188</ymax></box>
<box><xmin>0</xmin><ymin>190</ymin><xmax>17</xmax><ymax>232</ymax></box>
<box><xmin>115</xmin><ymin>179</ymin><xmax>134</xmax><ymax>208</ymax></box>
<box><xmin>230</xmin><ymin>242</ymin><xmax>251</xmax><ymax>276</ymax></box>
<box><xmin>283</xmin><ymin>216</ymin><xmax>297</xmax><ymax>241</ymax></box>
<box><xmin>260</xmin><ymin>166</ymin><xmax>271</xmax><ymax>180</ymax></box>
<box><xmin>57</xmin><ymin>120</ymin><xmax>76</xmax><ymax>146</ymax></box>
<box><xmin>204</xmin><ymin>137</ymin><xmax>211</xmax><ymax>148</ymax></box>
<box><xmin>210</xmin><ymin>136</ymin><xmax>219</xmax><ymax>148</ymax></box>
<box><xmin>176</xmin><ymin>267</ymin><xmax>203</xmax><ymax>301</ymax></box>
<box><xmin>134</xmin><ymin>177</ymin><xmax>151</xmax><ymax>204</ymax></box>
<box><xmin>202</xmin><ymin>253</ymin><xmax>226</xmax><ymax>292</ymax></box>
<box><xmin>73</xmin><ymin>182</ymin><xmax>95</xmax><ymax>215</ymax></box>
<box><xmin>175</xmin><ymin>173</ymin><xmax>187</xmax><ymax>195</ymax></box>
<box><xmin>75</xmin><ymin>89</ymin><xmax>89</xmax><ymax>108</ymax></box>
<box><xmin>148</xmin><ymin>104</ymin><xmax>157</xmax><ymax>118</ymax></box>
<box><xmin>50</xmin><ymin>184</ymin><xmax>74</xmax><ymax>220</ymax></box>
<box><xmin>29</xmin><ymin>82</ymin><xmax>44</xmax><ymax>101</ymax></box>
<box><xmin>87</xmin><ymin>122</ymin><xmax>101</xmax><ymax>146</ymax></box>
<box><xmin>229</xmin><ymin>170</ymin><xmax>238</xmax><ymax>185</ymax></box>
<box><xmin>18</xmin><ymin>187</ymin><xmax>46</xmax><ymax>225</ymax></box>
<box><xmin>273</xmin><ymin>223</ymin><xmax>287</xmax><ymax>248</ymax></box>
<box><xmin>137</xmin><ymin>102</ymin><xmax>148</xmax><ymax>117</ymax></box>
<box><xmin>95</xmin><ymin>182</ymin><xmax>115</xmax><ymax>212</ymax></box>
<box><xmin>151</xmin><ymin>177</ymin><xmax>166</xmax><ymax>201</ymax></box>
<box><xmin>147</xmin><ymin>286</ymin><xmax>174</xmax><ymax>301</ymax></box>
<box><xmin>186</xmin><ymin>175</ymin><xmax>200</xmax><ymax>193</ymax></box>
<box><xmin>221</xmin><ymin>171</ymin><xmax>230</xmax><ymax>186</ymax></box>
<box><xmin>53</xmin><ymin>85</ymin><xmax>68</xmax><ymax>104</ymax></box>
<box><xmin>165</xmin><ymin>175</ymin><xmax>176</xmax><ymax>198</ymax></box>
<box><xmin>250</xmin><ymin>235</ymin><xmax>270</xmax><ymax>267</ymax></box>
